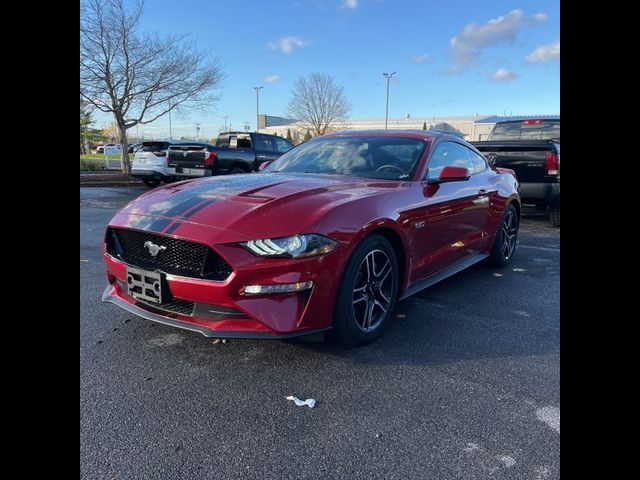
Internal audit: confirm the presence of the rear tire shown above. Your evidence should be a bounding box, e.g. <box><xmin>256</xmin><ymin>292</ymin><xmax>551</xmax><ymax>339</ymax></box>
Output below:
<box><xmin>142</xmin><ymin>178</ymin><xmax>161</xmax><ymax>188</ymax></box>
<box><xmin>488</xmin><ymin>204</ymin><xmax>519</xmax><ymax>268</ymax></box>
<box><xmin>230</xmin><ymin>167</ymin><xmax>246</xmax><ymax>174</ymax></box>
<box><xmin>549</xmin><ymin>203</ymin><xmax>560</xmax><ymax>227</ymax></box>
<box><xmin>330</xmin><ymin>235</ymin><xmax>398</xmax><ymax>345</ymax></box>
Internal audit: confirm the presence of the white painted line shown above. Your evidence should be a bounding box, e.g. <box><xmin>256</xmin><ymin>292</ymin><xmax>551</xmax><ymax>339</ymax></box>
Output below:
<box><xmin>536</xmin><ymin>406</ymin><xmax>560</xmax><ymax>433</ymax></box>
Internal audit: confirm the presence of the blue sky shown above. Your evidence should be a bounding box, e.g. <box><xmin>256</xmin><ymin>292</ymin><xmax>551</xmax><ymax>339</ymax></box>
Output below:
<box><xmin>94</xmin><ymin>0</ymin><xmax>560</xmax><ymax>140</ymax></box>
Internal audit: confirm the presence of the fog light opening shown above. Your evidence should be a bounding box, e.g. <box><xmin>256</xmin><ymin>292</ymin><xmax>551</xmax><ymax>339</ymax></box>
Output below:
<box><xmin>243</xmin><ymin>281</ymin><xmax>314</xmax><ymax>295</ymax></box>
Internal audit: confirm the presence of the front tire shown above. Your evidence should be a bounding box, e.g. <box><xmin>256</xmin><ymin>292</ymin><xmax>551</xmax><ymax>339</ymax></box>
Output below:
<box><xmin>331</xmin><ymin>235</ymin><xmax>398</xmax><ymax>345</ymax></box>
<box><xmin>488</xmin><ymin>204</ymin><xmax>519</xmax><ymax>267</ymax></box>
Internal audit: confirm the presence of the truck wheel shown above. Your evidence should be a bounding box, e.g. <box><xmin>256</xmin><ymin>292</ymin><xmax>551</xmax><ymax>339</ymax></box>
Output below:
<box><xmin>143</xmin><ymin>178</ymin><xmax>161</xmax><ymax>188</ymax></box>
<box><xmin>230</xmin><ymin>167</ymin><xmax>246</xmax><ymax>174</ymax></box>
<box><xmin>549</xmin><ymin>203</ymin><xmax>560</xmax><ymax>227</ymax></box>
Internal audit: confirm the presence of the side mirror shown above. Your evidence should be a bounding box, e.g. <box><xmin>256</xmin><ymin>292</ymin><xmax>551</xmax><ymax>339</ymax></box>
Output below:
<box><xmin>428</xmin><ymin>166</ymin><xmax>470</xmax><ymax>184</ymax></box>
<box><xmin>484</xmin><ymin>153</ymin><xmax>497</xmax><ymax>167</ymax></box>
<box><xmin>258</xmin><ymin>161</ymin><xmax>272</xmax><ymax>171</ymax></box>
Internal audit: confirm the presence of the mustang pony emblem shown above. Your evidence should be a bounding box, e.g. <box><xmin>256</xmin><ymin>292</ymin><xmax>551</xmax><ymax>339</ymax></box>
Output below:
<box><xmin>144</xmin><ymin>241</ymin><xmax>167</xmax><ymax>257</ymax></box>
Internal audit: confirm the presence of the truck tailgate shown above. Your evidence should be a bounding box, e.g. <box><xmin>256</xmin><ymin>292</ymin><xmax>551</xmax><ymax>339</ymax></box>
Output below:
<box><xmin>472</xmin><ymin>141</ymin><xmax>554</xmax><ymax>183</ymax></box>
<box><xmin>167</xmin><ymin>145</ymin><xmax>210</xmax><ymax>168</ymax></box>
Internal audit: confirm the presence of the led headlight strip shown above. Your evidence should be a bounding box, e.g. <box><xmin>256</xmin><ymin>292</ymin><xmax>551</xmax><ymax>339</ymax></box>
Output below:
<box><xmin>241</xmin><ymin>234</ymin><xmax>336</xmax><ymax>258</ymax></box>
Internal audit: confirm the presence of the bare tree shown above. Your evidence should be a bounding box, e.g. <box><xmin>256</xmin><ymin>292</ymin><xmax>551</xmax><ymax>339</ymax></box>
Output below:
<box><xmin>287</xmin><ymin>73</ymin><xmax>351</xmax><ymax>137</ymax></box>
<box><xmin>80</xmin><ymin>0</ymin><xmax>225</xmax><ymax>173</ymax></box>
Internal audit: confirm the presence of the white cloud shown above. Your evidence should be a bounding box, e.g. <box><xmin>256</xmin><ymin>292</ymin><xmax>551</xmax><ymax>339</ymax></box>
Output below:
<box><xmin>525</xmin><ymin>40</ymin><xmax>560</xmax><ymax>63</ymax></box>
<box><xmin>491</xmin><ymin>68</ymin><xmax>519</xmax><ymax>82</ymax></box>
<box><xmin>413</xmin><ymin>53</ymin><xmax>431</xmax><ymax>64</ymax></box>
<box><xmin>449</xmin><ymin>10</ymin><xmax>545</xmax><ymax>71</ymax></box>
<box><xmin>263</xmin><ymin>74</ymin><xmax>281</xmax><ymax>83</ymax></box>
<box><xmin>343</xmin><ymin>0</ymin><xmax>358</xmax><ymax>9</ymax></box>
<box><xmin>267</xmin><ymin>36</ymin><xmax>309</xmax><ymax>54</ymax></box>
<box><xmin>531</xmin><ymin>12</ymin><xmax>547</xmax><ymax>23</ymax></box>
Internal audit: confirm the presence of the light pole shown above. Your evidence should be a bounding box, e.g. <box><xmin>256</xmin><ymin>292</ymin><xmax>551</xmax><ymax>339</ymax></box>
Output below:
<box><xmin>383</xmin><ymin>71</ymin><xmax>397</xmax><ymax>130</ymax></box>
<box><xmin>223</xmin><ymin>115</ymin><xmax>229</xmax><ymax>130</ymax></box>
<box><xmin>254</xmin><ymin>86</ymin><xmax>263</xmax><ymax>132</ymax></box>
<box><xmin>195</xmin><ymin>123</ymin><xmax>201</xmax><ymax>140</ymax></box>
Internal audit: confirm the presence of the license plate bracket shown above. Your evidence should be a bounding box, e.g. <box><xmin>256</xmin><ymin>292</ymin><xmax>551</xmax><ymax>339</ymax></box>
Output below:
<box><xmin>126</xmin><ymin>267</ymin><xmax>164</xmax><ymax>304</ymax></box>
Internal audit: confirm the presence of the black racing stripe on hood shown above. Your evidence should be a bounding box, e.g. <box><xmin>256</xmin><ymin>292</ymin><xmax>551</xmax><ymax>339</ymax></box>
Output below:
<box><xmin>146</xmin><ymin>217</ymin><xmax>173</xmax><ymax>233</ymax></box>
<box><xmin>142</xmin><ymin>175</ymin><xmax>285</xmax><ymax>219</ymax></box>
<box><xmin>163</xmin><ymin>220</ymin><xmax>182</xmax><ymax>235</ymax></box>
<box><xmin>162</xmin><ymin>196</ymin><xmax>223</xmax><ymax>235</ymax></box>
<box><xmin>135</xmin><ymin>175</ymin><xmax>296</xmax><ymax>234</ymax></box>
<box><xmin>161</xmin><ymin>196</ymin><xmax>207</xmax><ymax>218</ymax></box>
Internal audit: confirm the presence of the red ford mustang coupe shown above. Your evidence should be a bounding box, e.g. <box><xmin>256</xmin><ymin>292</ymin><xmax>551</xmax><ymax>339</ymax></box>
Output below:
<box><xmin>102</xmin><ymin>130</ymin><xmax>520</xmax><ymax>345</ymax></box>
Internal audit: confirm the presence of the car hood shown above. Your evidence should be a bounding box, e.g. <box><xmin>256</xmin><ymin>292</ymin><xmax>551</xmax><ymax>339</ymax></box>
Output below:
<box><xmin>113</xmin><ymin>173</ymin><xmax>404</xmax><ymax>241</ymax></box>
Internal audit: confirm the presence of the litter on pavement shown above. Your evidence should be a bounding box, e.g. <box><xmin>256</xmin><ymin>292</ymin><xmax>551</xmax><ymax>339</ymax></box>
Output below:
<box><xmin>286</xmin><ymin>396</ymin><xmax>317</xmax><ymax>408</ymax></box>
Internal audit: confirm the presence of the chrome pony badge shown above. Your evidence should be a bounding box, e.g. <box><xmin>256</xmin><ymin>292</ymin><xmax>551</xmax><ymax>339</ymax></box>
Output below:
<box><xmin>144</xmin><ymin>240</ymin><xmax>167</xmax><ymax>257</ymax></box>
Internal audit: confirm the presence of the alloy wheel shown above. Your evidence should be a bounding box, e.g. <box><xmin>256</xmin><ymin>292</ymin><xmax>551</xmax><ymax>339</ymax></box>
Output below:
<box><xmin>352</xmin><ymin>249</ymin><xmax>394</xmax><ymax>332</ymax></box>
<box><xmin>501</xmin><ymin>210</ymin><xmax>518</xmax><ymax>260</ymax></box>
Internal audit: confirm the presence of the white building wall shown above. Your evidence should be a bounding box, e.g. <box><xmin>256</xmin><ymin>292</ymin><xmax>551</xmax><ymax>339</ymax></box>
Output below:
<box><xmin>261</xmin><ymin>115</ymin><xmax>496</xmax><ymax>142</ymax></box>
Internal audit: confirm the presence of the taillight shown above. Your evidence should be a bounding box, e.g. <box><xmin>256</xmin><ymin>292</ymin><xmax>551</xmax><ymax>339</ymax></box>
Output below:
<box><xmin>153</xmin><ymin>151</ymin><xmax>166</xmax><ymax>157</ymax></box>
<box><xmin>204</xmin><ymin>150</ymin><xmax>217</xmax><ymax>166</ymax></box>
<box><xmin>545</xmin><ymin>151</ymin><xmax>559</xmax><ymax>176</ymax></box>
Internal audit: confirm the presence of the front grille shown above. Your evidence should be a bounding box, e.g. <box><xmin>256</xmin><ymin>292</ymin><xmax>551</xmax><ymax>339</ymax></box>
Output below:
<box><xmin>137</xmin><ymin>297</ymin><xmax>195</xmax><ymax>316</ymax></box>
<box><xmin>107</xmin><ymin>228</ymin><xmax>232</xmax><ymax>281</ymax></box>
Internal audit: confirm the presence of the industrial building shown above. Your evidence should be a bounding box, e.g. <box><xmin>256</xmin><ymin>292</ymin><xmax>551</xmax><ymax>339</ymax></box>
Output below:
<box><xmin>259</xmin><ymin>114</ymin><xmax>560</xmax><ymax>143</ymax></box>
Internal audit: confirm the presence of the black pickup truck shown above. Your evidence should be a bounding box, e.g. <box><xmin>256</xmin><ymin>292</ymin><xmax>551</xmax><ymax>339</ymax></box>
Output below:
<box><xmin>167</xmin><ymin>131</ymin><xmax>294</xmax><ymax>179</ymax></box>
<box><xmin>472</xmin><ymin>119</ymin><xmax>560</xmax><ymax>226</ymax></box>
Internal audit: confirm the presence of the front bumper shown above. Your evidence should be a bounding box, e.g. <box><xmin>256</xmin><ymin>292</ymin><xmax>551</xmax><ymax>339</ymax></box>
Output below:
<box><xmin>131</xmin><ymin>168</ymin><xmax>172</xmax><ymax>180</ymax></box>
<box><xmin>102</xmin><ymin>232</ymin><xmax>348</xmax><ymax>338</ymax></box>
<box><xmin>101</xmin><ymin>284</ymin><xmax>330</xmax><ymax>338</ymax></box>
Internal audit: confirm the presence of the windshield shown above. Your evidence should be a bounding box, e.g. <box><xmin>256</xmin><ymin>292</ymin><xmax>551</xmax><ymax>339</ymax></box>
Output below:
<box><xmin>264</xmin><ymin>136</ymin><xmax>426</xmax><ymax>180</ymax></box>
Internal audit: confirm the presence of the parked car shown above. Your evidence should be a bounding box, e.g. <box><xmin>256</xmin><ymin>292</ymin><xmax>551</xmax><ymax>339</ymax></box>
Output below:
<box><xmin>130</xmin><ymin>141</ymin><xmax>176</xmax><ymax>188</ymax></box>
<box><xmin>167</xmin><ymin>131</ymin><xmax>294</xmax><ymax>179</ymax></box>
<box><xmin>95</xmin><ymin>145</ymin><xmax>105</xmax><ymax>154</ymax></box>
<box><xmin>472</xmin><ymin>118</ymin><xmax>560</xmax><ymax>226</ymax></box>
<box><xmin>103</xmin><ymin>130</ymin><xmax>520</xmax><ymax>345</ymax></box>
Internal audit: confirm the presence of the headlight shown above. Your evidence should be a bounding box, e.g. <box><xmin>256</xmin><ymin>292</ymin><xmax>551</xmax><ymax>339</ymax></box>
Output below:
<box><xmin>241</xmin><ymin>234</ymin><xmax>337</xmax><ymax>258</ymax></box>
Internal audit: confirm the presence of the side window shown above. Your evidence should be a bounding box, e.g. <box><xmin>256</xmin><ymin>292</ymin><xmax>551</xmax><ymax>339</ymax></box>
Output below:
<box><xmin>236</xmin><ymin>135</ymin><xmax>252</xmax><ymax>149</ymax></box>
<box><xmin>466</xmin><ymin>147</ymin><xmax>487</xmax><ymax>174</ymax></box>
<box><xmin>254</xmin><ymin>134</ymin><xmax>275</xmax><ymax>152</ymax></box>
<box><xmin>274</xmin><ymin>137</ymin><xmax>293</xmax><ymax>154</ymax></box>
<box><xmin>425</xmin><ymin>142</ymin><xmax>475</xmax><ymax>180</ymax></box>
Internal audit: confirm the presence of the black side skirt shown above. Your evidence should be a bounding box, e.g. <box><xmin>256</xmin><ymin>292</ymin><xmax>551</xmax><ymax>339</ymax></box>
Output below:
<box><xmin>400</xmin><ymin>253</ymin><xmax>489</xmax><ymax>300</ymax></box>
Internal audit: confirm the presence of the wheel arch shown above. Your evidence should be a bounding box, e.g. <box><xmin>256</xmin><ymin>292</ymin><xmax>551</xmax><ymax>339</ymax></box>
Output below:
<box><xmin>230</xmin><ymin>162</ymin><xmax>251</xmax><ymax>173</ymax></box>
<box><xmin>359</xmin><ymin>225</ymin><xmax>409</xmax><ymax>298</ymax></box>
<box><xmin>507</xmin><ymin>196</ymin><xmax>521</xmax><ymax>220</ymax></box>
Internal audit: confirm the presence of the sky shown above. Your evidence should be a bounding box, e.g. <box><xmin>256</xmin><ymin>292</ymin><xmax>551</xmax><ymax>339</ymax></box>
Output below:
<box><xmin>92</xmin><ymin>0</ymin><xmax>560</xmax><ymax>140</ymax></box>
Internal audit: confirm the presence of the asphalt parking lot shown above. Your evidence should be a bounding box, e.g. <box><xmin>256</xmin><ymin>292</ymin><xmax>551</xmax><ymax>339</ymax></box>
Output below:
<box><xmin>80</xmin><ymin>187</ymin><xmax>560</xmax><ymax>480</ymax></box>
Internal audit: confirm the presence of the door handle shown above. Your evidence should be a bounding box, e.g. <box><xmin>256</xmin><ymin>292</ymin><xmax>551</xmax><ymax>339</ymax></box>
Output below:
<box><xmin>478</xmin><ymin>189</ymin><xmax>488</xmax><ymax>194</ymax></box>
<box><xmin>257</xmin><ymin>155</ymin><xmax>267</xmax><ymax>160</ymax></box>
